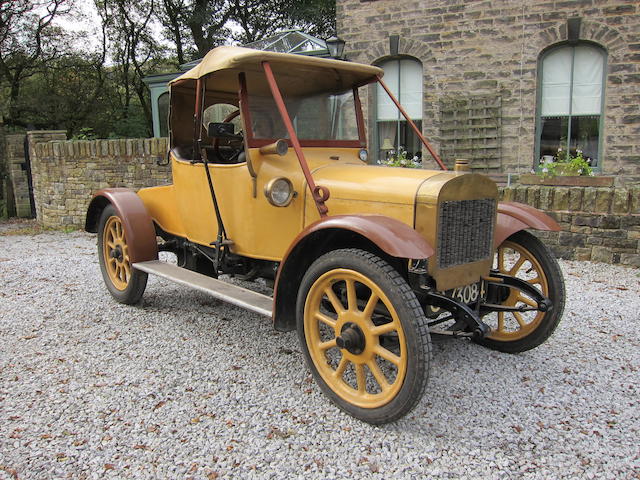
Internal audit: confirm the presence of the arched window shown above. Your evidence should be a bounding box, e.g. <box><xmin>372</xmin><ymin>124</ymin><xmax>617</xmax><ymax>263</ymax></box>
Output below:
<box><xmin>537</xmin><ymin>43</ymin><xmax>606</xmax><ymax>167</ymax></box>
<box><xmin>376</xmin><ymin>58</ymin><xmax>423</xmax><ymax>162</ymax></box>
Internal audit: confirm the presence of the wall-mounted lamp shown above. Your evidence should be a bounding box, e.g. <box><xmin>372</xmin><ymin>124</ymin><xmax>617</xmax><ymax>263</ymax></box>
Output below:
<box><xmin>325</xmin><ymin>36</ymin><xmax>346</xmax><ymax>60</ymax></box>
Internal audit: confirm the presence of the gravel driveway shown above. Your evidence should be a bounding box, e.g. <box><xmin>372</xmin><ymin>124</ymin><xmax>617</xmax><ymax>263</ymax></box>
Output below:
<box><xmin>1</xmin><ymin>226</ymin><xmax>639</xmax><ymax>479</ymax></box>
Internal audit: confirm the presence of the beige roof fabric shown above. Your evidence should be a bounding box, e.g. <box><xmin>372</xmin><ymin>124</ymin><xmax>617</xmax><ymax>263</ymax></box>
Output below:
<box><xmin>170</xmin><ymin>46</ymin><xmax>383</xmax><ymax>96</ymax></box>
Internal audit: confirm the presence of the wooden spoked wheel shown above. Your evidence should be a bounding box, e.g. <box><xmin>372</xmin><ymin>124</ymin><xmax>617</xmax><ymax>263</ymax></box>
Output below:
<box><xmin>97</xmin><ymin>204</ymin><xmax>147</xmax><ymax>304</ymax></box>
<box><xmin>297</xmin><ymin>249</ymin><xmax>430</xmax><ymax>424</ymax></box>
<box><xmin>303</xmin><ymin>268</ymin><xmax>408</xmax><ymax>409</ymax></box>
<box><xmin>477</xmin><ymin>231</ymin><xmax>565</xmax><ymax>353</ymax></box>
<box><xmin>102</xmin><ymin>215</ymin><xmax>131</xmax><ymax>291</ymax></box>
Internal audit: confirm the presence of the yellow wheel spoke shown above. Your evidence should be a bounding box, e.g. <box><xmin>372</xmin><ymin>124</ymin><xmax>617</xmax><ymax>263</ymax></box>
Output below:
<box><xmin>333</xmin><ymin>356</ymin><xmax>348</xmax><ymax>378</ymax></box>
<box><xmin>371</xmin><ymin>321</ymin><xmax>397</xmax><ymax>336</ymax></box>
<box><xmin>375</xmin><ymin>346</ymin><xmax>401</xmax><ymax>366</ymax></box>
<box><xmin>319</xmin><ymin>339</ymin><xmax>336</xmax><ymax>351</ymax></box>
<box><xmin>497</xmin><ymin>248</ymin><xmax>505</xmax><ymax>272</ymax></box>
<box><xmin>315</xmin><ymin>312</ymin><xmax>336</xmax><ymax>329</ymax></box>
<box><xmin>324</xmin><ymin>287</ymin><xmax>345</xmax><ymax>314</ymax></box>
<box><xmin>516</xmin><ymin>295</ymin><xmax>537</xmax><ymax>307</ymax></box>
<box><xmin>345</xmin><ymin>279</ymin><xmax>357</xmax><ymax>312</ymax></box>
<box><xmin>497</xmin><ymin>312</ymin><xmax>505</xmax><ymax>332</ymax></box>
<box><xmin>528</xmin><ymin>276</ymin><xmax>541</xmax><ymax>285</ymax></box>
<box><xmin>508</xmin><ymin>254</ymin><xmax>526</xmax><ymax>276</ymax></box>
<box><xmin>367</xmin><ymin>360</ymin><xmax>390</xmax><ymax>392</ymax></box>
<box><xmin>513</xmin><ymin>311</ymin><xmax>527</xmax><ymax>328</ymax></box>
<box><xmin>362</xmin><ymin>292</ymin><xmax>379</xmax><ymax>319</ymax></box>
<box><xmin>355</xmin><ymin>363</ymin><xmax>366</xmax><ymax>393</ymax></box>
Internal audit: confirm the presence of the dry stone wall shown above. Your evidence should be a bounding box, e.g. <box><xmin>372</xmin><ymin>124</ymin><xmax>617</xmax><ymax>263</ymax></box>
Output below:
<box><xmin>500</xmin><ymin>185</ymin><xmax>640</xmax><ymax>267</ymax></box>
<box><xmin>31</xmin><ymin>137</ymin><xmax>170</xmax><ymax>227</ymax></box>
<box><xmin>25</xmin><ymin>134</ymin><xmax>639</xmax><ymax>267</ymax></box>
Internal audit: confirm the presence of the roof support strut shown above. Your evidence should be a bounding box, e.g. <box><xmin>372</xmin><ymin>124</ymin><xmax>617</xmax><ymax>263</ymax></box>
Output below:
<box><xmin>262</xmin><ymin>60</ymin><xmax>330</xmax><ymax>217</ymax></box>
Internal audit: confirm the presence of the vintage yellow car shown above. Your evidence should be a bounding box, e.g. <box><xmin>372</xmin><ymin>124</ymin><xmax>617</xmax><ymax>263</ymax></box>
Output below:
<box><xmin>85</xmin><ymin>46</ymin><xmax>564</xmax><ymax>424</ymax></box>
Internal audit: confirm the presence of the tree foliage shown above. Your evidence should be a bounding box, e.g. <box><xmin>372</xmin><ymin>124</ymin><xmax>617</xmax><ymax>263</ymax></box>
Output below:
<box><xmin>0</xmin><ymin>0</ymin><xmax>75</xmax><ymax>129</ymax></box>
<box><xmin>0</xmin><ymin>0</ymin><xmax>336</xmax><ymax>138</ymax></box>
<box><xmin>158</xmin><ymin>0</ymin><xmax>335</xmax><ymax>63</ymax></box>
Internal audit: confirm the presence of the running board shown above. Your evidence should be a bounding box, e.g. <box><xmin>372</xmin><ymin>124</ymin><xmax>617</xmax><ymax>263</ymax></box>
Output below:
<box><xmin>133</xmin><ymin>260</ymin><xmax>273</xmax><ymax>317</ymax></box>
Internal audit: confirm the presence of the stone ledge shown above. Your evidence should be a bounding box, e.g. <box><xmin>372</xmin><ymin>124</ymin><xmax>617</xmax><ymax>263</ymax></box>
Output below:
<box><xmin>519</xmin><ymin>173</ymin><xmax>615</xmax><ymax>187</ymax></box>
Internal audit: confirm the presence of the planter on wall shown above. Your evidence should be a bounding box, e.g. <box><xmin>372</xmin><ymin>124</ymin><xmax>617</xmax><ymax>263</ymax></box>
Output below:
<box><xmin>519</xmin><ymin>173</ymin><xmax>615</xmax><ymax>187</ymax></box>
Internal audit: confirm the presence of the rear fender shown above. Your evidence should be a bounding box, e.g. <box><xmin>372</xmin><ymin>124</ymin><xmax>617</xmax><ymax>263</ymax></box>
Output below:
<box><xmin>495</xmin><ymin>201</ymin><xmax>560</xmax><ymax>247</ymax></box>
<box><xmin>272</xmin><ymin>214</ymin><xmax>434</xmax><ymax>332</ymax></box>
<box><xmin>85</xmin><ymin>188</ymin><xmax>158</xmax><ymax>263</ymax></box>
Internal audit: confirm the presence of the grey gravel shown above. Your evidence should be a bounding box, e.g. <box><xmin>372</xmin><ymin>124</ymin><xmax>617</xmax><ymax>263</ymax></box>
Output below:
<box><xmin>1</xmin><ymin>227</ymin><xmax>639</xmax><ymax>479</ymax></box>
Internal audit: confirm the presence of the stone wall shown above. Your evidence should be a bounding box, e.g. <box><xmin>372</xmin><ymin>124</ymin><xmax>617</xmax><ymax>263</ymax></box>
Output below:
<box><xmin>338</xmin><ymin>0</ymin><xmax>640</xmax><ymax>183</ymax></box>
<box><xmin>31</xmin><ymin>137</ymin><xmax>170</xmax><ymax>227</ymax></box>
<box><xmin>499</xmin><ymin>185</ymin><xmax>640</xmax><ymax>266</ymax></box>
<box><xmin>25</xmin><ymin>133</ymin><xmax>639</xmax><ymax>267</ymax></box>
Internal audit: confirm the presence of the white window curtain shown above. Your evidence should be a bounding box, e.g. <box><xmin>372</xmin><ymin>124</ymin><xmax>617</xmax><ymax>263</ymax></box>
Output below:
<box><xmin>541</xmin><ymin>45</ymin><xmax>604</xmax><ymax>117</ymax></box>
<box><xmin>376</xmin><ymin>59</ymin><xmax>423</xmax><ymax>120</ymax></box>
<box><xmin>572</xmin><ymin>45</ymin><xmax>604</xmax><ymax>115</ymax></box>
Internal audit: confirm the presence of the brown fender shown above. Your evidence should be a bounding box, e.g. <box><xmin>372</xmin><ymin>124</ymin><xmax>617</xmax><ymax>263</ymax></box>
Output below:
<box><xmin>272</xmin><ymin>214</ymin><xmax>434</xmax><ymax>331</ymax></box>
<box><xmin>85</xmin><ymin>188</ymin><xmax>158</xmax><ymax>263</ymax></box>
<box><xmin>495</xmin><ymin>201</ymin><xmax>560</xmax><ymax>247</ymax></box>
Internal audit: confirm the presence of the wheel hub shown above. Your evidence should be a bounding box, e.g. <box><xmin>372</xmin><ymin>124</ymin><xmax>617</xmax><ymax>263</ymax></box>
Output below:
<box><xmin>110</xmin><ymin>245</ymin><xmax>123</xmax><ymax>261</ymax></box>
<box><xmin>336</xmin><ymin>322</ymin><xmax>365</xmax><ymax>355</ymax></box>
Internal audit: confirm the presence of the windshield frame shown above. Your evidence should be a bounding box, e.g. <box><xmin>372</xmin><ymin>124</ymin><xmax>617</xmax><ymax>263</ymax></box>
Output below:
<box><xmin>240</xmin><ymin>73</ymin><xmax>367</xmax><ymax>149</ymax></box>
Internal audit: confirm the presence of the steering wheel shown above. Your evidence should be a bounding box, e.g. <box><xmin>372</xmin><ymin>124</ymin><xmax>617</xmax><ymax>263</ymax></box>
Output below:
<box><xmin>212</xmin><ymin>109</ymin><xmax>243</xmax><ymax>163</ymax></box>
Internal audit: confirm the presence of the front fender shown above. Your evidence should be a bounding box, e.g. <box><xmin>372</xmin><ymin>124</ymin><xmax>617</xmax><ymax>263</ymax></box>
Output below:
<box><xmin>85</xmin><ymin>188</ymin><xmax>158</xmax><ymax>263</ymax></box>
<box><xmin>495</xmin><ymin>201</ymin><xmax>560</xmax><ymax>247</ymax></box>
<box><xmin>272</xmin><ymin>214</ymin><xmax>434</xmax><ymax>332</ymax></box>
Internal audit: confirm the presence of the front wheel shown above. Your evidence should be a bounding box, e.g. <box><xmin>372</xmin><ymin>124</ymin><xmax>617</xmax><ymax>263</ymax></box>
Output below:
<box><xmin>296</xmin><ymin>249</ymin><xmax>431</xmax><ymax>424</ymax></box>
<box><xmin>97</xmin><ymin>204</ymin><xmax>148</xmax><ymax>304</ymax></box>
<box><xmin>476</xmin><ymin>230</ymin><xmax>565</xmax><ymax>353</ymax></box>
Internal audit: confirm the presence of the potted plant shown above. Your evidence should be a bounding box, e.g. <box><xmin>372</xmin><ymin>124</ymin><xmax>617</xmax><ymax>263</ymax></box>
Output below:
<box><xmin>382</xmin><ymin>148</ymin><xmax>422</xmax><ymax>168</ymax></box>
<box><xmin>538</xmin><ymin>147</ymin><xmax>593</xmax><ymax>178</ymax></box>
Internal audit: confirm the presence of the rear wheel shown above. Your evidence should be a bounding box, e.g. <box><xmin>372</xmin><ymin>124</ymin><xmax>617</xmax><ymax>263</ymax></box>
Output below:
<box><xmin>296</xmin><ymin>249</ymin><xmax>431</xmax><ymax>424</ymax></box>
<box><xmin>97</xmin><ymin>204</ymin><xmax>147</xmax><ymax>304</ymax></box>
<box><xmin>477</xmin><ymin>230</ymin><xmax>565</xmax><ymax>353</ymax></box>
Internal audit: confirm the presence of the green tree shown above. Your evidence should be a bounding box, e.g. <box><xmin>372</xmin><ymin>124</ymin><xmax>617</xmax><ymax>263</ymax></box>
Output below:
<box><xmin>96</xmin><ymin>0</ymin><xmax>165</xmax><ymax>136</ymax></box>
<box><xmin>0</xmin><ymin>0</ymin><xmax>74</xmax><ymax>130</ymax></box>
<box><xmin>156</xmin><ymin>0</ymin><xmax>335</xmax><ymax>63</ymax></box>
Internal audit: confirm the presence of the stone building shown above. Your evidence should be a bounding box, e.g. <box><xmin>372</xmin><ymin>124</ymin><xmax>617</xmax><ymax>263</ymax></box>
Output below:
<box><xmin>337</xmin><ymin>0</ymin><xmax>640</xmax><ymax>184</ymax></box>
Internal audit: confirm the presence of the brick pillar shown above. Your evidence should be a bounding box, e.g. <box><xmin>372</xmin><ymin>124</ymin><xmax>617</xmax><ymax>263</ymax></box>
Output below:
<box><xmin>5</xmin><ymin>133</ymin><xmax>30</xmax><ymax>217</ymax></box>
<box><xmin>0</xmin><ymin>123</ymin><xmax>9</xmax><ymax>218</ymax></box>
<box><xmin>26</xmin><ymin>130</ymin><xmax>67</xmax><ymax>222</ymax></box>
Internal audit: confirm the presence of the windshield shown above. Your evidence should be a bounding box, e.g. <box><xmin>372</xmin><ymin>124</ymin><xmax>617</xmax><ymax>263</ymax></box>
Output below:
<box><xmin>248</xmin><ymin>89</ymin><xmax>360</xmax><ymax>144</ymax></box>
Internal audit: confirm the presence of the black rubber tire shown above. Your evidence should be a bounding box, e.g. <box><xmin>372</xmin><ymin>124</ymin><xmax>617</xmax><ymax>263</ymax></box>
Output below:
<box><xmin>296</xmin><ymin>248</ymin><xmax>431</xmax><ymax>424</ymax></box>
<box><xmin>97</xmin><ymin>204</ymin><xmax>148</xmax><ymax>304</ymax></box>
<box><xmin>476</xmin><ymin>230</ymin><xmax>565</xmax><ymax>353</ymax></box>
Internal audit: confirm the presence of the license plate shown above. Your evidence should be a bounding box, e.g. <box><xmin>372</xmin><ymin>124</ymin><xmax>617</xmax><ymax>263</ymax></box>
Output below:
<box><xmin>425</xmin><ymin>280</ymin><xmax>486</xmax><ymax>317</ymax></box>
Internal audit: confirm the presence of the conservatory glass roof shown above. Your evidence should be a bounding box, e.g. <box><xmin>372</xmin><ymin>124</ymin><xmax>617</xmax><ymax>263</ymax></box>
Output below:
<box><xmin>243</xmin><ymin>29</ymin><xmax>328</xmax><ymax>55</ymax></box>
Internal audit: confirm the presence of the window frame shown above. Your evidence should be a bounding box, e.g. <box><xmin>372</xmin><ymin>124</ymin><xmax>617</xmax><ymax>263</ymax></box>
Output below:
<box><xmin>373</xmin><ymin>56</ymin><xmax>424</xmax><ymax>162</ymax></box>
<box><xmin>534</xmin><ymin>41</ymin><xmax>607</xmax><ymax>171</ymax></box>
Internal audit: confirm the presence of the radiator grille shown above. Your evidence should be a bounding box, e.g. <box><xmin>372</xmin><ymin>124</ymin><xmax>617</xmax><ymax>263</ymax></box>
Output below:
<box><xmin>437</xmin><ymin>199</ymin><xmax>496</xmax><ymax>269</ymax></box>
